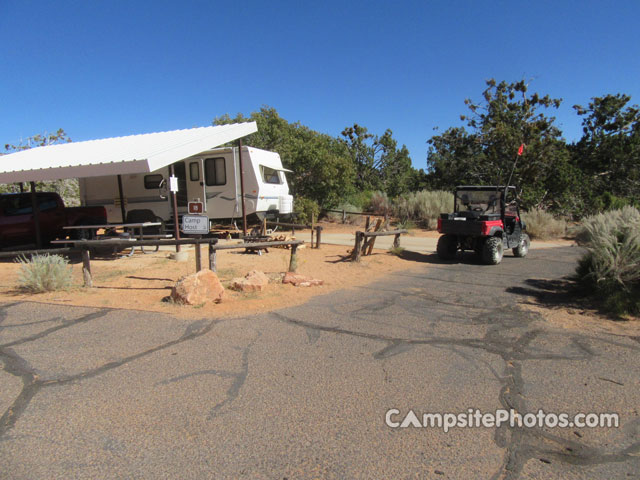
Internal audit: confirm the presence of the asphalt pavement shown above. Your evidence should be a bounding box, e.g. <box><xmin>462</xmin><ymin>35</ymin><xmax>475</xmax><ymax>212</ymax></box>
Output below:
<box><xmin>0</xmin><ymin>246</ymin><xmax>638</xmax><ymax>479</ymax></box>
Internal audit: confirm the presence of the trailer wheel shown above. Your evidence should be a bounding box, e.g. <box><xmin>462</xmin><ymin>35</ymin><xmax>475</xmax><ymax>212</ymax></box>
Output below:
<box><xmin>436</xmin><ymin>234</ymin><xmax>458</xmax><ymax>260</ymax></box>
<box><xmin>481</xmin><ymin>236</ymin><xmax>504</xmax><ymax>265</ymax></box>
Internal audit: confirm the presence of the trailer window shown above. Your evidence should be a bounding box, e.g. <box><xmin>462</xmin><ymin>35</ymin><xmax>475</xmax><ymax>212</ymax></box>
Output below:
<box><xmin>189</xmin><ymin>162</ymin><xmax>200</xmax><ymax>181</ymax></box>
<box><xmin>205</xmin><ymin>157</ymin><xmax>226</xmax><ymax>186</ymax></box>
<box><xmin>144</xmin><ymin>174</ymin><xmax>163</xmax><ymax>189</ymax></box>
<box><xmin>261</xmin><ymin>166</ymin><xmax>282</xmax><ymax>184</ymax></box>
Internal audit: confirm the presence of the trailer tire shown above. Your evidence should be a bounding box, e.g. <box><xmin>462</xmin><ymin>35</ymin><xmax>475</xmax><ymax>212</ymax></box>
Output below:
<box><xmin>437</xmin><ymin>234</ymin><xmax>458</xmax><ymax>260</ymax></box>
<box><xmin>481</xmin><ymin>236</ymin><xmax>504</xmax><ymax>265</ymax></box>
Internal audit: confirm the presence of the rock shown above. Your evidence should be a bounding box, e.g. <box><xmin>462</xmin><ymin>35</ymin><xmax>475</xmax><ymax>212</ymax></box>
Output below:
<box><xmin>231</xmin><ymin>270</ymin><xmax>269</xmax><ymax>292</ymax></box>
<box><xmin>171</xmin><ymin>269</ymin><xmax>224</xmax><ymax>305</ymax></box>
<box><xmin>169</xmin><ymin>251</ymin><xmax>189</xmax><ymax>262</ymax></box>
<box><xmin>282</xmin><ymin>272</ymin><xmax>323</xmax><ymax>287</ymax></box>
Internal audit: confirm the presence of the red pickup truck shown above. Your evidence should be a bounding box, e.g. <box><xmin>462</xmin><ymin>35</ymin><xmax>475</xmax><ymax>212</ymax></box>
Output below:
<box><xmin>0</xmin><ymin>192</ymin><xmax>107</xmax><ymax>248</ymax></box>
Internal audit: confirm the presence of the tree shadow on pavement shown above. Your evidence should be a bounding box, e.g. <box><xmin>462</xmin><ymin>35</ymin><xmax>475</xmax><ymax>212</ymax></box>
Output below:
<box><xmin>506</xmin><ymin>278</ymin><xmax>626</xmax><ymax>320</ymax></box>
<box><xmin>397</xmin><ymin>249</ymin><xmax>484</xmax><ymax>265</ymax></box>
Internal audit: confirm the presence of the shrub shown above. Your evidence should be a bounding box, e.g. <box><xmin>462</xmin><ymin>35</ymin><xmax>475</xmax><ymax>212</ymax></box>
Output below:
<box><xmin>344</xmin><ymin>191</ymin><xmax>374</xmax><ymax>210</ymax></box>
<box><xmin>574</xmin><ymin>206</ymin><xmax>640</xmax><ymax>315</ymax></box>
<box><xmin>367</xmin><ymin>191</ymin><xmax>392</xmax><ymax>216</ymax></box>
<box><xmin>326</xmin><ymin>202</ymin><xmax>363</xmax><ymax>224</ymax></box>
<box><xmin>17</xmin><ymin>254</ymin><xmax>73</xmax><ymax>293</ymax></box>
<box><xmin>592</xmin><ymin>192</ymin><xmax>639</xmax><ymax>212</ymax></box>
<box><xmin>393</xmin><ymin>190</ymin><xmax>454</xmax><ymax>229</ymax></box>
<box><xmin>521</xmin><ymin>208</ymin><xmax>567</xmax><ymax>240</ymax></box>
<box><xmin>293</xmin><ymin>196</ymin><xmax>320</xmax><ymax>225</ymax></box>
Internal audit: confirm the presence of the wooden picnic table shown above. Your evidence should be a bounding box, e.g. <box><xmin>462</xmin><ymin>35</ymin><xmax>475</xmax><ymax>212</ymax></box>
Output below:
<box><xmin>53</xmin><ymin>222</ymin><xmax>169</xmax><ymax>255</ymax></box>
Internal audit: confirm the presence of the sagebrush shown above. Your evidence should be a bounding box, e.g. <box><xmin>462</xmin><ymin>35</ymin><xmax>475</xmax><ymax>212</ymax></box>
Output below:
<box><xmin>521</xmin><ymin>208</ymin><xmax>567</xmax><ymax>239</ymax></box>
<box><xmin>325</xmin><ymin>202</ymin><xmax>363</xmax><ymax>225</ymax></box>
<box><xmin>17</xmin><ymin>254</ymin><xmax>73</xmax><ymax>293</ymax></box>
<box><xmin>367</xmin><ymin>191</ymin><xmax>392</xmax><ymax>216</ymax></box>
<box><xmin>393</xmin><ymin>190</ymin><xmax>454</xmax><ymax>229</ymax></box>
<box><xmin>574</xmin><ymin>206</ymin><xmax>640</xmax><ymax>315</ymax></box>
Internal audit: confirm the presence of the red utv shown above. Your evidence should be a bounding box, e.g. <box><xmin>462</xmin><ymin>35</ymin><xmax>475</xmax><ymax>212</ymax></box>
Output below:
<box><xmin>436</xmin><ymin>186</ymin><xmax>530</xmax><ymax>265</ymax></box>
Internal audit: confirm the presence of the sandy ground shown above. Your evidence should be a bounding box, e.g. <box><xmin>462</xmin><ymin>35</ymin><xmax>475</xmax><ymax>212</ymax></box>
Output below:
<box><xmin>1</xmin><ymin>242</ymin><xmax>418</xmax><ymax>319</ymax></box>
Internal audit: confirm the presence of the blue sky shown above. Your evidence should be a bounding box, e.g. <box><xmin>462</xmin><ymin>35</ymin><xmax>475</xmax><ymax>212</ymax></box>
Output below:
<box><xmin>1</xmin><ymin>0</ymin><xmax>639</xmax><ymax>169</ymax></box>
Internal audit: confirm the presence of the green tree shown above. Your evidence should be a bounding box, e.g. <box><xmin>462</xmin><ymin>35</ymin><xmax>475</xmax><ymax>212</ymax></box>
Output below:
<box><xmin>214</xmin><ymin>107</ymin><xmax>356</xmax><ymax>207</ymax></box>
<box><xmin>340</xmin><ymin>124</ymin><xmax>415</xmax><ymax>197</ymax></box>
<box><xmin>426</xmin><ymin>79</ymin><xmax>577</xmax><ymax>210</ymax></box>
<box><xmin>572</xmin><ymin>94</ymin><xmax>640</xmax><ymax>206</ymax></box>
<box><xmin>2</xmin><ymin>129</ymin><xmax>79</xmax><ymax>205</ymax></box>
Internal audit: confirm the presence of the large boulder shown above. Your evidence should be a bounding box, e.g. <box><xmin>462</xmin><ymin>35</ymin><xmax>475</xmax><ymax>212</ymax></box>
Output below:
<box><xmin>171</xmin><ymin>269</ymin><xmax>224</xmax><ymax>305</ymax></box>
<box><xmin>231</xmin><ymin>270</ymin><xmax>269</xmax><ymax>292</ymax></box>
<box><xmin>282</xmin><ymin>272</ymin><xmax>324</xmax><ymax>287</ymax></box>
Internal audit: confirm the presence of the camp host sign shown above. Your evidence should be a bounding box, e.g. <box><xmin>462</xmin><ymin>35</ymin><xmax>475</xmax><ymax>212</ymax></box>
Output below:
<box><xmin>181</xmin><ymin>215</ymin><xmax>209</xmax><ymax>235</ymax></box>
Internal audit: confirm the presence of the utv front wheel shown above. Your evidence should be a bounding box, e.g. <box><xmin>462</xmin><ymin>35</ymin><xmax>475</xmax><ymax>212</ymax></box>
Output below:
<box><xmin>482</xmin><ymin>236</ymin><xmax>504</xmax><ymax>265</ymax></box>
<box><xmin>437</xmin><ymin>234</ymin><xmax>458</xmax><ymax>260</ymax></box>
<box><xmin>513</xmin><ymin>233</ymin><xmax>530</xmax><ymax>258</ymax></box>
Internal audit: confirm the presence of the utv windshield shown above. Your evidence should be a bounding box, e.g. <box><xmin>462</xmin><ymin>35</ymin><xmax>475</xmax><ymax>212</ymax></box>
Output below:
<box><xmin>454</xmin><ymin>189</ymin><xmax>503</xmax><ymax>214</ymax></box>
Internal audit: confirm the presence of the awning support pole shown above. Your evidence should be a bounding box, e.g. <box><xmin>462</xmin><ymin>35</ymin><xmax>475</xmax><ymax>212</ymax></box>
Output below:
<box><xmin>238</xmin><ymin>139</ymin><xmax>248</xmax><ymax>236</ymax></box>
<box><xmin>30</xmin><ymin>181</ymin><xmax>42</xmax><ymax>249</ymax></box>
<box><xmin>169</xmin><ymin>164</ymin><xmax>181</xmax><ymax>252</ymax></box>
<box><xmin>117</xmin><ymin>175</ymin><xmax>127</xmax><ymax>223</ymax></box>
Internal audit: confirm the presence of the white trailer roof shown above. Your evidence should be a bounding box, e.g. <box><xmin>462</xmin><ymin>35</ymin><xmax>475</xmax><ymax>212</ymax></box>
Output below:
<box><xmin>0</xmin><ymin>122</ymin><xmax>257</xmax><ymax>183</ymax></box>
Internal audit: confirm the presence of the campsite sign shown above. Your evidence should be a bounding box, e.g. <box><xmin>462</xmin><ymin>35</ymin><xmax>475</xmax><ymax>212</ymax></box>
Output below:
<box><xmin>181</xmin><ymin>215</ymin><xmax>209</xmax><ymax>234</ymax></box>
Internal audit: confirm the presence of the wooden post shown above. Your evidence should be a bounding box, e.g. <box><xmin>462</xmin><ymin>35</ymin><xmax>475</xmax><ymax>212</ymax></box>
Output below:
<box><xmin>342</xmin><ymin>209</ymin><xmax>346</xmax><ymax>224</ymax></box>
<box><xmin>365</xmin><ymin>216</ymin><xmax>371</xmax><ymax>231</ymax></box>
<box><xmin>117</xmin><ymin>174</ymin><xmax>127</xmax><ymax>223</ymax></box>
<box><xmin>393</xmin><ymin>234</ymin><xmax>401</xmax><ymax>249</ymax></box>
<box><xmin>352</xmin><ymin>231</ymin><xmax>363</xmax><ymax>262</ymax></box>
<box><xmin>288</xmin><ymin>244</ymin><xmax>298</xmax><ymax>272</ymax></box>
<box><xmin>315</xmin><ymin>226</ymin><xmax>322</xmax><ymax>248</ymax></box>
<box><xmin>238</xmin><ymin>139</ymin><xmax>248</xmax><ymax>236</ymax></box>
<box><xmin>365</xmin><ymin>218</ymin><xmax>383</xmax><ymax>256</ymax></box>
<box><xmin>209</xmin><ymin>243</ymin><xmax>217</xmax><ymax>272</ymax></box>
<box><xmin>195</xmin><ymin>242</ymin><xmax>202</xmax><ymax>272</ymax></box>
<box><xmin>82</xmin><ymin>248</ymin><xmax>93</xmax><ymax>287</ymax></box>
<box><xmin>29</xmin><ymin>181</ymin><xmax>42</xmax><ymax>249</ymax></box>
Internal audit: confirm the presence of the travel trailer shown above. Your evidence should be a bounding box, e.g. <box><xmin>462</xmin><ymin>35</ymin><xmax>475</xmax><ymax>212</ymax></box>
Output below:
<box><xmin>79</xmin><ymin>146</ymin><xmax>294</xmax><ymax>225</ymax></box>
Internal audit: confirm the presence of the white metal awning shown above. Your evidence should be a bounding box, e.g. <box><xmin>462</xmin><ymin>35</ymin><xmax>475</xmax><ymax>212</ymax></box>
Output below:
<box><xmin>0</xmin><ymin>122</ymin><xmax>258</xmax><ymax>183</ymax></box>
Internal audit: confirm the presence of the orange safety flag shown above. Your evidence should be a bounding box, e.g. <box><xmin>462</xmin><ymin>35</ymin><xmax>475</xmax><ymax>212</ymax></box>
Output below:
<box><xmin>517</xmin><ymin>144</ymin><xmax>525</xmax><ymax>156</ymax></box>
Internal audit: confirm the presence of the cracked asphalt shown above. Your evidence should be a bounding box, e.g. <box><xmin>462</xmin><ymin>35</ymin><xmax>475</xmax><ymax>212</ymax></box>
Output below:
<box><xmin>1</xmin><ymin>246</ymin><xmax>639</xmax><ymax>479</ymax></box>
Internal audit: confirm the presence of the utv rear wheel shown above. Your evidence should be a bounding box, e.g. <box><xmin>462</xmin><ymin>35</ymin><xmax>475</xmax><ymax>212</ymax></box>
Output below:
<box><xmin>437</xmin><ymin>234</ymin><xmax>458</xmax><ymax>260</ymax></box>
<box><xmin>481</xmin><ymin>236</ymin><xmax>504</xmax><ymax>265</ymax></box>
<box><xmin>513</xmin><ymin>233</ymin><xmax>530</xmax><ymax>258</ymax></box>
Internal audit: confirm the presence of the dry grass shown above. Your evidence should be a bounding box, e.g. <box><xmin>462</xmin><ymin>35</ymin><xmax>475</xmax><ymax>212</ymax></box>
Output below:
<box><xmin>521</xmin><ymin>208</ymin><xmax>567</xmax><ymax>240</ymax></box>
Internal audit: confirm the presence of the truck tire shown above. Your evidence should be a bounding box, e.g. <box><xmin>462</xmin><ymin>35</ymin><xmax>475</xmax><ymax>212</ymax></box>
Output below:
<box><xmin>481</xmin><ymin>236</ymin><xmax>504</xmax><ymax>265</ymax></box>
<box><xmin>512</xmin><ymin>233</ymin><xmax>530</xmax><ymax>258</ymax></box>
<box><xmin>437</xmin><ymin>234</ymin><xmax>458</xmax><ymax>260</ymax></box>
<box><xmin>71</xmin><ymin>217</ymin><xmax>104</xmax><ymax>240</ymax></box>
